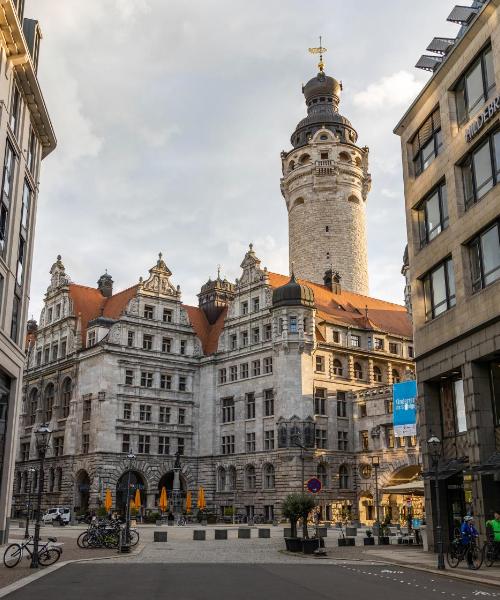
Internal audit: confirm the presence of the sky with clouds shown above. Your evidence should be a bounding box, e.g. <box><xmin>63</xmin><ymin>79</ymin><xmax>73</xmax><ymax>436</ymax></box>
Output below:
<box><xmin>27</xmin><ymin>0</ymin><xmax>459</xmax><ymax>318</ymax></box>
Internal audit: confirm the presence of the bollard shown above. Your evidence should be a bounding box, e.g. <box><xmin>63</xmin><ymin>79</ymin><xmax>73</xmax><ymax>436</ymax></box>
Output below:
<box><xmin>214</xmin><ymin>529</ymin><xmax>228</xmax><ymax>540</ymax></box>
<box><xmin>238</xmin><ymin>528</ymin><xmax>251</xmax><ymax>539</ymax></box>
<box><xmin>193</xmin><ymin>530</ymin><xmax>206</xmax><ymax>540</ymax></box>
<box><xmin>258</xmin><ymin>528</ymin><xmax>271</xmax><ymax>538</ymax></box>
<box><xmin>154</xmin><ymin>531</ymin><xmax>168</xmax><ymax>542</ymax></box>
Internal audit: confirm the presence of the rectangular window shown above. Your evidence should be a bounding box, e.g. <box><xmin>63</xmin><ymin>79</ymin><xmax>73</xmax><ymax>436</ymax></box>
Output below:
<box><xmin>386</xmin><ymin>427</ymin><xmax>395</xmax><ymax>449</ymax></box>
<box><xmin>44</xmin><ymin>346</ymin><xmax>50</xmax><ymax>364</ymax></box>
<box><xmin>251</xmin><ymin>360</ymin><xmax>260</xmax><ymax>377</ymax></box>
<box><xmin>490</xmin><ymin>363</ymin><xmax>500</xmax><ymax>425</ymax></box>
<box><xmin>264</xmin><ymin>357</ymin><xmax>274</xmax><ymax>374</ymax></box>
<box><xmin>315</xmin><ymin>355</ymin><xmax>325</xmax><ymax>372</ymax></box>
<box><xmin>87</xmin><ymin>331</ymin><xmax>96</xmax><ymax>346</ymax></box>
<box><xmin>140</xmin><ymin>371</ymin><xmax>153</xmax><ymax>388</ymax></box>
<box><xmin>180</xmin><ymin>340</ymin><xmax>186</xmax><ymax>355</ymax></box>
<box><xmin>456</xmin><ymin>45</ymin><xmax>495</xmax><ymax>125</ymax></box>
<box><xmin>423</xmin><ymin>257</ymin><xmax>456</xmax><ymax>320</ymax></box>
<box><xmin>163</xmin><ymin>308</ymin><xmax>172</xmax><ymax>323</ymax></box>
<box><xmin>177</xmin><ymin>437</ymin><xmax>185</xmax><ymax>455</ymax></box>
<box><xmin>360</xmin><ymin>430</ymin><xmax>369</xmax><ymax>451</ymax></box>
<box><xmin>178</xmin><ymin>408</ymin><xmax>186</xmax><ymax>425</ymax></box>
<box><xmin>178</xmin><ymin>376</ymin><xmax>187</xmax><ymax>391</ymax></box>
<box><xmin>264</xmin><ymin>389</ymin><xmax>274</xmax><ymax>417</ymax></box>
<box><xmin>161</xmin><ymin>337</ymin><xmax>171</xmax><ymax>353</ymax></box>
<box><xmin>36</xmin><ymin>350</ymin><xmax>41</xmax><ymax>366</ymax></box>
<box><xmin>9</xmin><ymin>84</ymin><xmax>21</xmax><ymax>135</ymax></box>
<box><xmin>389</xmin><ymin>342</ymin><xmax>399</xmax><ymax>355</ymax></box>
<box><xmin>20</xmin><ymin>180</ymin><xmax>31</xmax><ymax>233</ymax></box>
<box><xmin>246</xmin><ymin>432</ymin><xmax>256</xmax><ymax>452</ymax></box>
<box><xmin>240</xmin><ymin>363</ymin><xmax>248</xmax><ymax>379</ymax></box>
<box><xmin>264</xmin><ymin>324</ymin><xmax>272</xmax><ymax>341</ymax></box>
<box><xmin>158</xmin><ymin>435</ymin><xmax>170</xmax><ymax>455</ymax></box>
<box><xmin>337</xmin><ymin>430</ymin><xmax>348</xmax><ymax>451</ymax></box>
<box><xmin>138</xmin><ymin>435</ymin><xmax>150</xmax><ymax>454</ymax></box>
<box><xmin>454</xmin><ymin>380</ymin><xmax>467</xmax><ymax>433</ymax></box>
<box><xmin>337</xmin><ymin>391</ymin><xmax>347</xmax><ymax>417</ymax></box>
<box><xmin>314</xmin><ymin>388</ymin><xmax>327</xmax><ymax>415</ymax></box>
<box><xmin>47</xmin><ymin>308</ymin><xmax>53</xmax><ymax>323</ymax></box>
<box><xmin>332</xmin><ymin>330</ymin><xmax>340</xmax><ymax>343</ymax></box>
<box><xmin>28</xmin><ymin>128</ymin><xmax>37</xmax><ymax>175</ymax></box>
<box><xmin>160</xmin><ymin>374</ymin><xmax>172</xmax><ymax>390</ymax></box>
<box><xmin>221</xmin><ymin>435</ymin><xmax>235</xmax><ymax>455</ymax></box>
<box><xmin>230</xmin><ymin>334</ymin><xmax>237</xmax><ymax>350</ymax></box>
<box><xmin>374</xmin><ymin>337</ymin><xmax>384</xmax><ymax>350</ymax></box>
<box><xmin>252</xmin><ymin>327</ymin><xmax>260</xmax><ymax>344</ymax></box>
<box><xmin>53</xmin><ymin>437</ymin><xmax>64</xmax><ymax>457</ymax></box>
<box><xmin>408</xmin><ymin>346</ymin><xmax>414</xmax><ymax>358</ymax></box>
<box><xmin>229</xmin><ymin>366</ymin><xmax>237</xmax><ymax>381</ymax></box>
<box><xmin>144</xmin><ymin>305</ymin><xmax>154</xmax><ymax>319</ymax></box>
<box><xmin>139</xmin><ymin>404</ymin><xmax>152</xmax><ymax>422</ymax></box>
<box><xmin>159</xmin><ymin>406</ymin><xmax>171</xmax><ymax>423</ymax></box>
<box><xmin>241</xmin><ymin>330</ymin><xmax>248</xmax><ymax>347</ymax></box>
<box><xmin>470</xmin><ymin>222</ymin><xmax>500</xmax><ymax>292</ymax></box>
<box><xmin>143</xmin><ymin>334</ymin><xmax>153</xmax><ymax>350</ymax></box>
<box><xmin>315</xmin><ymin>428</ymin><xmax>327</xmax><ymax>449</ymax></box>
<box><xmin>241</xmin><ymin>301</ymin><xmax>248</xmax><ymax>315</ymax></box>
<box><xmin>252</xmin><ymin>297</ymin><xmax>260</xmax><ymax>312</ymax></box>
<box><xmin>218</xmin><ymin>368</ymin><xmax>227</xmax><ymax>384</ymax></box>
<box><xmin>83</xmin><ymin>399</ymin><xmax>92</xmax><ymax>421</ymax></box>
<box><xmin>359</xmin><ymin>402</ymin><xmax>367</xmax><ymax>417</ymax></box>
<box><xmin>350</xmin><ymin>334</ymin><xmax>360</xmax><ymax>348</ymax></box>
<box><xmin>1</xmin><ymin>143</ymin><xmax>16</xmax><ymax>253</ymax></box>
<box><xmin>417</xmin><ymin>181</ymin><xmax>449</xmax><ymax>246</ymax></box>
<box><xmin>21</xmin><ymin>442</ymin><xmax>30</xmax><ymax>462</ymax></box>
<box><xmin>122</xmin><ymin>434</ymin><xmax>130</xmax><ymax>453</ymax></box>
<box><xmin>246</xmin><ymin>392</ymin><xmax>255</xmax><ymax>419</ymax></box>
<box><xmin>289</xmin><ymin>316</ymin><xmax>298</xmax><ymax>333</ymax></box>
<box><xmin>10</xmin><ymin>294</ymin><xmax>20</xmax><ymax>343</ymax></box>
<box><xmin>264</xmin><ymin>429</ymin><xmax>275</xmax><ymax>450</ymax></box>
<box><xmin>222</xmin><ymin>397</ymin><xmax>235</xmax><ymax>423</ymax></box>
<box><xmin>82</xmin><ymin>434</ymin><xmax>89</xmax><ymax>454</ymax></box>
<box><xmin>127</xmin><ymin>331</ymin><xmax>134</xmax><ymax>347</ymax></box>
<box><xmin>411</xmin><ymin>108</ymin><xmax>442</xmax><ymax>176</ymax></box>
<box><xmin>462</xmin><ymin>130</ymin><xmax>500</xmax><ymax>209</ymax></box>
<box><xmin>123</xmin><ymin>403</ymin><xmax>132</xmax><ymax>420</ymax></box>
<box><xmin>51</xmin><ymin>343</ymin><xmax>58</xmax><ymax>361</ymax></box>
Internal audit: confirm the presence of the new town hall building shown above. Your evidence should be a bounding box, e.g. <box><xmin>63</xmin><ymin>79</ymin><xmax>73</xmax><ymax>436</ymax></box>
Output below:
<box><xmin>12</xmin><ymin>61</ymin><xmax>419</xmax><ymax>524</ymax></box>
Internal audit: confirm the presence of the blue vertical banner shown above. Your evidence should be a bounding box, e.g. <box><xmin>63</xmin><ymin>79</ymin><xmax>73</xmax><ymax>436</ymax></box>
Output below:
<box><xmin>393</xmin><ymin>380</ymin><xmax>417</xmax><ymax>437</ymax></box>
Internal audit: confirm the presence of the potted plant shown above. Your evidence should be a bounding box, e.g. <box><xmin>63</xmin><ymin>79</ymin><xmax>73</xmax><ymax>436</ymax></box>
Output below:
<box><xmin>379</xmin><ymin>522</ymin><xmax>390</xmax><ymax>545</ymax></box>
<box><xmin>364</xmin><ymin>529</ymin><xmax>375</xmax><ymax>545</ymax></box>
<box><xmin>296</xmin><ymin>495</ymin><xmax>318</xmax><ymax>554</ymax></box>
<box><xmin>282</xmin><ymin>493</ymin><xmax>302</xmax><ymax>552</ymax></box>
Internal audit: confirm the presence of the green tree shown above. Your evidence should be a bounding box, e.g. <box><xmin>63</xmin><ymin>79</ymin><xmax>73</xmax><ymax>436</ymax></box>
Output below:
<box><xmin>282</xmin><ymin>493</ymin><xmax>316</xmax><ymax>539</ymax></box>
<box><xmin>297</xmin><ymin>494</ymin><xmax>316</xmax><ymax>539</ymax></box>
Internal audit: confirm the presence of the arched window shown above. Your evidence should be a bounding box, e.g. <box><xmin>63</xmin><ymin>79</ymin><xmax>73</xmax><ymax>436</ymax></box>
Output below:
<box><xmin>348</xmin><ymin>194</ymin><xmax>360</xmax><ymax>204</ymax></box>
<box><xmin>299</xmin><ymin>153</ymin><xmax>310</xmax><ymax>165</ymax></box>
<box><xmin>339</xmin><ymin>151</ymin><xmax>350</xmax><ymax>162</ymax></box>
<box><xmin>339</xmin><ymin>465</ymin><xmax>349</xmax><ymax>489</ymax></box>
<box><xmin>57</xmin><ymin>467</ymin><xmax>63</xmax><ymax>492</ymax></box>
<box><xmin>333</xmin><ymin>359</ymin><xmax>343</xmax><ymax>376</ymax></box>
<box><xmin>263</xmin><ymin>464</ymin><xmax>275</xmax><ymax>489</ymax></box>
<box><xmin>217</xmin><ymin>467</ymin><xmax>226</xmax><ymax>492</ymax></box>
<box><xmin>392</xmin><ymin>369</ymin><xmax>401</xmax><ymax>383</ymax></box>
<box><xmin>353</xmin><ymin>362</ymin><xmax>363</xmax><ymax>380</ymax></box>
<box><xmin>245</xmin><ymin>465</ymin><xmax>256</xmax><ymax>490</ymax></box>
<box><xmin>228</xmin><ymin>466</ymin><xmax>237</xmax><ymax>491</ymax></box>
<box><xmin>61</xmin><ymin>378</ymin><xmax>71</xmax><ymax>418</ymax></box>
<box><xmin>288</xmin><ymin>160</ymin><xmax>295</xmax><ymax>172</ymax></box>
<box><xmin>317</xmin><ymin>463</ymin><xmax>328</xmax><ymax>488</ymax></box>
<box><xmin>292</xmin><ymin>197</ymin><xmax>304</xmax><ymax>210</ymax></box>
<box><xmin>29</xmin><ymin>388</ymin><xmax>38</xmax><ymax>425</ymax></box>
<box><xmin>44</xmin><ymin>383</ymin><xmax>55</xmax><ymax>422</ymax></box>
<box><xmin>373</xmin><ymin>366</ymin><xmax>382</xmax><ymax>383</ymax></box>
<box><xmin>33</xmin><ymin>470</ymin><xmax>38</xmax><ymax>492</ymax></box>
<box><xmin>23</xmin><ymin>471</ymin><xmax>28</xmax><ymax>493</ymax></box>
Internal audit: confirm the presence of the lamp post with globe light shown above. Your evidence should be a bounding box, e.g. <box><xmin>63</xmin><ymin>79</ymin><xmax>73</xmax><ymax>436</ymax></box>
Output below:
<box><xmin>24</xmin><ymin>467</ymin><xmax>36</xmax><ymax>540</ymax></box>
<box><xmin>370</xmin><ymin>455</ymin><xmax>381</xmax><ymax>543</ymax></box>
<box><xmin>31</xmin><ymin>425</ymin><xmax>52</xmax><ymax>568</ymax></box>
<box><xmin>428</xmin><ymin>434</ymin><xmax>445</xmax><ymax>570</ymax></box>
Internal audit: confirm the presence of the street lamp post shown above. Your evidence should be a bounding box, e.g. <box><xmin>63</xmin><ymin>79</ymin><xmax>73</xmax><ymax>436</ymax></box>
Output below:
<box><xmin>24</xmin><ymin>467</ymin><xmax>36</xmax><ymax>540</ymax></box>
<box><xmin>428</xmin><ymin>435</ymin><xmax>445</xmax><ymax>570</ymax></box>
<box><xmin>370</xmin><ymin>456</ymin><xmax>381</xmax><ymax>544</ymax></box>
<box><xmin>124</xmin><ymin>452</ymin><xmax>136</xmax><ymax>550</ymax></box>
<box><xmin>291</xmin><ymin>434</ymin><xmax>307</xmax><ymax>491</ymax></box>
<box><xmin>31</xmin><ymin>425</ymin><xmax>52</xmax><ymax>569</ymax></box>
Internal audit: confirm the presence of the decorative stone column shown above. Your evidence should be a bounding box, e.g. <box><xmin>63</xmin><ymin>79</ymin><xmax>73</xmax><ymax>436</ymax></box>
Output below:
<box><xmin>347</xmin><ymin>355</ymin><xmax>354</xmax><ymax>380</ymax></box>
<box><xmin>368</xmin><ymin>359</ymin><xmax>374</xmax><ymax>384</ymax></box>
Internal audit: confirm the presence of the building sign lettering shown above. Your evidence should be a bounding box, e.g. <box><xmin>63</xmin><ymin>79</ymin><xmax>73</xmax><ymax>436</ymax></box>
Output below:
<box><xmin>465</xmin><ymin>95</ymin><xmax>500</xmax><ymax>143</ymax></box>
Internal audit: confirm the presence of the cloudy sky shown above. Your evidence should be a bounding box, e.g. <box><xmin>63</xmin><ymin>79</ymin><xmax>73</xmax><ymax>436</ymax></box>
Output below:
<box><xmin>27</xmin><ymin>0</ymin><xmax>459</xmax><ymax>318</ymax></box>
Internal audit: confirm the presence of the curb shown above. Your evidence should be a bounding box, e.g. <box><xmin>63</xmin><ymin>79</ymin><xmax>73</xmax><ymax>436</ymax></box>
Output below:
<box><xmin>0</xmin><ymin>544</ymin><xmax>143</xmax><ymax>598</ymax></box>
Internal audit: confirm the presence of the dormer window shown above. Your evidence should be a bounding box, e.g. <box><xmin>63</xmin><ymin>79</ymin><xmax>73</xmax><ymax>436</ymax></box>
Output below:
<box><xmin>241</xmin><ymin>301</ymin><xmax>248</xmax><ymax>316</ymax></box>
<box><xmin>163</xmin><ymin>308</ymin><xmax>172</xmax><ymax>323</ymax></box>
<box><xmin>87</xmin><ymin>331</ymin><xmax>96</xmax><ymax>346</ymax></box>
<box><xmin>47</xmin><ymin>307</ymin><xmax>53</xmax><ymax>323</ymax></box>
<box><xmin>144</xmin><ymin>305</ymin><xmax>154</xmax><ymax>319</ymax></box>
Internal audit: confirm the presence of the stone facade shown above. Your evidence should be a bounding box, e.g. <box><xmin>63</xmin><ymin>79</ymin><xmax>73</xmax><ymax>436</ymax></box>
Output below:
<box><xmin>395</xmin><ymin>0</ymin><xmax>500</xmax><ymax>547</ymax></box>
<box><xmin>0</xmin><ymin>1</ymin><xmax>56</xmax><ymax>543</ymax></box>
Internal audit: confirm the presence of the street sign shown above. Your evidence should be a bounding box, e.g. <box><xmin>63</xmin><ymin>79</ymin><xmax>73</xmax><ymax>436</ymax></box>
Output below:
<box><xmin>393</xmin><ymin>380</ymin><xmax>417</xmax><ymax>437</ymax></box>
<box><xmin>307</xmin><ymin>478</ymin><xmax>322</xmax><ymax>494</ymax></box>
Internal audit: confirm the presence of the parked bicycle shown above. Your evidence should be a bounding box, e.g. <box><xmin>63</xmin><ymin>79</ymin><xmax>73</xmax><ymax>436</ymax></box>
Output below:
<box><xmin>3</xmin><ymin>536</ymin><xmax>62</xmax><ymax>568</ymax></box>
<box><xmin>77</xmin><ymin>518</ymin><xmax>139</xmax><ymax>549</ymax></box>
<box><xmin>446</xmin><ymin>535</ymin><xmax>483</xmax><ymax>570</ymax></box>
<box><xmin>176</xmin><ymin>516</ymin><xmax>186</xmax><ymax>526</ymax></box>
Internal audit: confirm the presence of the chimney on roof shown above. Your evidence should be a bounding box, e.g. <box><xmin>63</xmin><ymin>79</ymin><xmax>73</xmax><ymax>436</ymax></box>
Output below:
<box><xmin>323</xmin><ymin>268</ymin><xmax>342</xmax><ymax>294</ymax></box>
<box><xmin>197</xmin><ymin>270</ymin><xmax>236</xmax><ymax>324</ymax></box>
<box><xmin>26</xmin><ymin>318</ymin><xmax>38</xmax><ymax>334</ymax></box>
<box><xmin>97</xmin><ymin>271</ymin><xmax>113</xmax><ymax>298</ymax></box>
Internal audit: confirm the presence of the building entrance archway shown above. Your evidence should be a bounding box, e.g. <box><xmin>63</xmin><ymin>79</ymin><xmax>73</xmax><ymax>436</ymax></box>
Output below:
<box><xmin>116</xmin><ymin>471</ymin><xmax>146</xmax><ymax>514</ymax></box>
<box><xmin>75</xmin><ymin>471</ymin><xmax>90</xmax><ymax>513</ymax></box>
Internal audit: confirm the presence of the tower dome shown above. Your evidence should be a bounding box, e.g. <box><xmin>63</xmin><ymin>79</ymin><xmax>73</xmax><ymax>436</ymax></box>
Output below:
<box><xmin>272</xmin><ymin>274</ymin><xmax>315</xmax><ymax>309</ymax></box>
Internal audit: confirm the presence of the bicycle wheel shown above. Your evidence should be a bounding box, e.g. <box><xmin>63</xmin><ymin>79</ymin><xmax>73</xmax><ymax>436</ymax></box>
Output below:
<box><xmin>470</xmin><ymin>545</ymin><xmax>483</xmax><ymax>570</ymax></box>
<box><xmin>77</xmin><ymin>532</ymin><xmax>89</xmax><ymax>549</ymax></box>
<box><xmin>129</xmin><ymin>530</ymin><xmax>139</xmax><ymax>546</ymax></box>
<box><xmin>446</xmin><ymin>546</ymin><xmax>461</xmax><ymax>568</ymax></box>
<box><xmin>4</xmin><ymin>544</ymin><xmax>23</xmax><ymax>568</ymax></box>
<box><xmin>483</xmin><ymin>543</ymin><xmax>495</xmax><ymax>568</ymax></box>
<box><xmin>38</xmin><ymin>548</ymin><xmax>61</xmax><ymax>566</ymax></box>
<box><xmin>103</xmin><ymin>533</ymin><xmax>119</xmax><ymax>549</ymax></box>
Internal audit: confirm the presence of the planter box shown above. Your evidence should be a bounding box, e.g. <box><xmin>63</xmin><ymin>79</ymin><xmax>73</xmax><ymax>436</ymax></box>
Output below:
<box><xmin>316</xmin><ymin>527</ymin><xmax>328</xmax><ymax>538</ymax></box>
<box><xmin>284</xmin><ymin>528</ymin><xmax>292</xmax><ymax>537</ymax></box>
<box><xmin>193</xmin><ymin>530</ymin><xmax>206</xmax><ymax>541</ymax></box>
<box><xmin>238</xmin><ymin>528</ymin><xmax>251</xmax><ymax>539</ymax></box>
<box><xmin>201</xmin><ymin>519</ymin><xmax>208</xmax><ymax>527</ymax></box>
<box><xmin>345</xmin><ymin>527</ymin><xmax>357</xmax><ymax>537</ymax></box>
<box><xmin>258</xmin><ymin>528</ymin><xmax>271</xmax><ymax>539</ymax></box>
<box><xmin>363</xmin><ymin>538</ymin><xmax>375</xmax><ymax>546</ymax></box>
<box><xmin>338</xmin><ymin>538</ymin><xmax>356</xmax><ymax>547</ymax></box>
<box><xmin>154</xmin><ymin>531</ymin><xmax>168</xmax><ymax>542</ymax></box>
<box><xmin>378</xmin><ymin>537</ymin><xmax>390</xmax><ymax>545</ymax></box>
<box><xmin>303</xmin><ymin>539</ymin><xmax>321</xmax><ymax>555</ymax></box>
<box><xmin>214</xmin><ymin>529</ymin><xmax>227</xmax><ymax>540</ymax></box>
<box><xmin>285</xmin><ymin>537</ymin><xmax>302</xmax><ymax>553</ymax></box>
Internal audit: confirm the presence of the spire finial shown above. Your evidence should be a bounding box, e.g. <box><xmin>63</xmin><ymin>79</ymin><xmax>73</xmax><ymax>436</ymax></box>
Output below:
<box><xmin>217</xmin><ymin>264</ymin><xmax>221</xmax><ymax>279</ymax></box>
<box><xmin>159</xmin><ymin>252</ymin><xmax>163</xmax><ymax>261</ymax></box>
<box><xmin>291</xmin><ymin>261</ymin><xmax>295</xmax><ymax>279</ymax></box>
<box><xmin>308</xmin><ymin>36</ymin><xmax>327</xmax><ymax>73</ymax></box>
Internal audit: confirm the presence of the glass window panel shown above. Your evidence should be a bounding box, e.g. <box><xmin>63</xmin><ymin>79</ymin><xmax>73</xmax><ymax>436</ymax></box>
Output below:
<box><xmin>456</xmin><ymin>79</ymin><xmax>467</xmax><ymax>124</ymax></box>
<box><xmin>484</xmin><ymin>48</ymin><xmax>495</xmax><ymax>91</ymax></box>
<box><xmin>421</xmin><ymin>137</ymin><xmax>436</xmax><ymax>170</ymax></box>
<box><xmin>447</xmin><ymin>259</ymin><xmax>456</xmax><ymax>306</ymax></box>
<box><xmin>481</xmin><ymin>224</ymin><xmax>500</xmax><ymax>285</ymax></box>
<box><xmin>466</xmin><ymin>61</ymin><xmax>485</xmax><ymax>114</ymax></box>
<box><xmin>440</xmin><ymin>184</ymin><xmax>449</xmax><ymax>227</ymax></box>
<box><xmin>418</xmin><ymin>208</ymin><xmax>427</xmax><ymax>246</ymax></box>
<box><xmin>462</xmin><ymin>158</ymin><xmax>475</xmax><ymax>208</ymax></box>
<box><xmin>426</xmin><ymin>191</ymin><xmax>441</xmax><ymax>240</ymax></box>
<box><xmin>424</xmin><ymin>277</ymin><xmax>432</xmax><ymax>320</ymax></box>
<box><xmin>494</xmin><ymin>132</ymin><xmax>500</xmax><ymax>177</ymax></box>
<box><xmin>491</xmin><ymin>363</ymin><xmax>500</xmax><ymax>426</ymax></box>
<box><xmin>431</xmin><ymin>264</ymin><xmax>447</xmax><ymax>316</ymax></box>
<box><xmin>470</xmin><ymin>239</ymin><xmax>482</xmax><ymax>292</ymax></box>
<box><xmin>435</xmin><ymin>128</ymin><xmax>443</xmax><ymax>154</ymax></box>
<box><xmin>454</xmin><ymin>380</ymin><xmax>467</xmax><ymax>433</ymax></box>
<box><xmin>418</xmin><ymin>116</ymin><xmax>433</xmax><ymax>148</ymax></box>
<box><xmin>473</xmin><ymin>141</ymin><xmax>493</xmax><ymax>198</ymax></box>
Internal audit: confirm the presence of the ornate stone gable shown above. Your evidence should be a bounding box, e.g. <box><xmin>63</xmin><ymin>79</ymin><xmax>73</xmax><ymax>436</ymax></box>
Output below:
<box><xmin>236</xmin><ymin>244</ymin><xmax>269</xmax><ymax>289</ymax></box>
<box><xmin>137</xmin><ymin>253</ymin><xmax>181</xmax><ymax>299</ymax></box>
<box><xmin>47</xmin><ymin>255</ymin><xmax>70</xmax><ymax>295</ymax></box>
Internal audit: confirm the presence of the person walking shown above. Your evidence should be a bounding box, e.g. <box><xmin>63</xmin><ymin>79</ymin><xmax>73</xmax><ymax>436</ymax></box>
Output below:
<box><xmin>486</xmin><ymin>511</ymin><xmax>500</xmax><ymax>549</ymax></box>
<box><xmin>460</xmin><ymin>515</ymin><xmax>479</xmax><ymax>569</ymax></box>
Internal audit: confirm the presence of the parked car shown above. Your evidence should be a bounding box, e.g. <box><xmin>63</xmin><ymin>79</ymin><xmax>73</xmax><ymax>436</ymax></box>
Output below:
<box><xmin>42</xmin><ymin>507</ymin><xmax>71</xmax><ymax>524</ymax></box>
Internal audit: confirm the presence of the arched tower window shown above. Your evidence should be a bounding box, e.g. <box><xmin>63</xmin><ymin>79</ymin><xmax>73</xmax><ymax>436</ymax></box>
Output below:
<box><xmin>339</xmin><ymin>465</ymin><xmax>349</xmax><ymax>489</ymax></box>
<box><xmin>353</xmin><ymin>362</ymin><xmax>363</xmax><ymax>380</ymax></box>
<box><xmin>392</xmin><ymin>369</ymin><xmax>401</xmax><ymax>383</ymax></box>
<box><xmin>263</xmin><ymin>464</ymin><xmax>275</xmax><ymax>489</ymax></box>
<box><xmin>61</xmin><ymin>378</ymin><xmax>71</xmax><ymax>418</ymax></box>
<box><xmin>228</xmin><ymin>466</ymin><xmax>237</xmax><ymax>491</ymax></box>
<box><xmin>217</xmin><ymin>467</ymin><xmax>226</xmax><ymax>492</ymax></box>
<box><xmin>333</xmin><ymin>359</ymin><xmax>343</xmax><ymax>376</ymax></box>
<box><xmin>44</xmin><ymin>384</ymin><xmax>54</xmax><ymax>422</ymax></box>
<box><xmin>245</xmin><ymin>465</ymin><xmax>256</xmax><ymax>490</ymax></box>
<box><xmin>339</xmin><ymin>151</ymin><xmax>350</xmax><ymax>162</ymax></box>
<box><xmin>317</xmin><ymin>463</ymin><xmax>328</xmax><ymax>487</ymax></box>
<box><xmin>29</xmin><ymin>388</ymin><xmax>38</xmax><ymax>425</ymax></box>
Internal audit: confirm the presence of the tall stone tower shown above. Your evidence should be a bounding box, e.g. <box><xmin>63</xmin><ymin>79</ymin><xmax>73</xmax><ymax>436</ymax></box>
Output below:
<box><xmin>281</xmin><ymin>58</ymin><xmax>371</xmax><ymax>296</ymax></box>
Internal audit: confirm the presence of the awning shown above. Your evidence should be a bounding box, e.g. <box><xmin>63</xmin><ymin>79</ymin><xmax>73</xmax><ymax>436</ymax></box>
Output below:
<box><xmin>471</xmin><ymin>452</ymin><xmax>500</xmax><ymax>474</ymax></box>
<box><xmin>382</xmin><ymin>481</ymin><xmax>425</xmax><ymax>495</ymax></box>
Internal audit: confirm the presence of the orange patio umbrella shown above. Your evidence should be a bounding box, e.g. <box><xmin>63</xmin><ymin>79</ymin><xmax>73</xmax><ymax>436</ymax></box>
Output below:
<box><xmin>159</xmin><ymin>487</ymin><xmax>168</xmax><ymax>513</ymax></box>
<box><xmin>197</xmin><ymin>486</ymin><xmax>206</xmax><ymax>510</ymax></box>
<box><xmin>134</xmin><ymin>488</ymin><xmax>141</xmax><ymax>508</ymax></box>
<box><xmin>104</xmin><ymin>489</ymin><xmax>112</xmax><ymax>513</ymax></box>
<box><xmin>129</xmin><ymin>498</ymin><xmax>136</xmax><ymax>510</ymax></box>
<box><xmin>185</xmin><ymin>490</ymin><xmax>192</xmax><ymax>513</ymax></box>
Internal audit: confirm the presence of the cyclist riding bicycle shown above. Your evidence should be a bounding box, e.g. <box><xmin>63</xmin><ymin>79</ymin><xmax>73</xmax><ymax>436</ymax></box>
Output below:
<box><xmin>461</xmin><ymin>515</ymin><xmax>479</xmax><ymax>569</ymax></box>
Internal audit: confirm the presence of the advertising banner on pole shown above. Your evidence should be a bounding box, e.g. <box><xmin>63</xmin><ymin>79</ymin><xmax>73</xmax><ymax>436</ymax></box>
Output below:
<box><xmin>393</xmin><ymin>380</ymin><xmax>417</xmax><ymax>437</ymax></box>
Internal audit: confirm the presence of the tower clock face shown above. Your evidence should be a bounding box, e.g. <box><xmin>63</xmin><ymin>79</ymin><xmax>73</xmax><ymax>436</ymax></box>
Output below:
<box><xmin>360</xmin><ymin>464</ymin><xmax>372</xmax><ymax>479</ymax></box>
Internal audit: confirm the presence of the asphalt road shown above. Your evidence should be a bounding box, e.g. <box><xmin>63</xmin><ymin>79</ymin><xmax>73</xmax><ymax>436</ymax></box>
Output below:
<box><xmin>4</xmin><ymin>563</ymin><xmax>500</xmax><ymax>600</ymax></box>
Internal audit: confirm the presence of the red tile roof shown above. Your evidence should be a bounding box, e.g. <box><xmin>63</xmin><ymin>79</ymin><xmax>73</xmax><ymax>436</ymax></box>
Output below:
<box><xmin>183</xmin><ymin>305</ymin><xmax>227</xmax><ymax>355</ymax></box>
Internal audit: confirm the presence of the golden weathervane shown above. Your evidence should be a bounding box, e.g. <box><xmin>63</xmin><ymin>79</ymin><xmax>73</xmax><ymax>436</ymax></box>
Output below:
<box><xmin>308</xmin><ymin>36</ymin><xmax>327</xmax><ymax>72</ymax></box>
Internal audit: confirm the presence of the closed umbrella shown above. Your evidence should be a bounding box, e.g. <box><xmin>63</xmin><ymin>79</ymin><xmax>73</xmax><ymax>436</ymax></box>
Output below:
<box><xmin>197</xmin><ymin>486</ymin><xmax>206</xmax><ymax>510</ymax></box>
<box><xmin>159</xmin><ymin>487</ymin><xmax>168</xmax><ymax>513</ymax></box>
<box><xmin>186</xmin><ymin>490</ymin><xmax>192</xmax><ymax>513</ymax></box>
<box><xmin>134</xmin><ymin>488</ymin><xmax>141</xmax><ymax>508</ymax></box>
<box><xmin>104</xmin><ymin>489</ymin><xmax>112</xmax><ymax>513</ymax></box>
